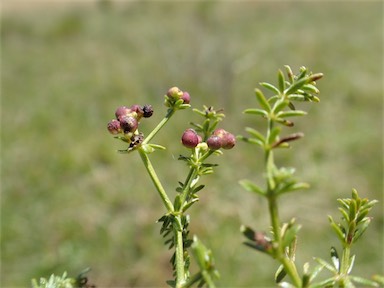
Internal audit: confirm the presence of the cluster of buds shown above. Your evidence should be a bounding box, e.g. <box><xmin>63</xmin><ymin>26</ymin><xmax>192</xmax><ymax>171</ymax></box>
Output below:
<box><xmin>165</xmin><ymin>86</ymin><xmax>190</xmax><ymax>107</ymax></box>
<box><xmin>181</xmin><ymin>128</ymin><xmax>236</xmax><ymax>150</ymax></box>
<box><xmin>107</xmin><ymin>104</ymin><xmax>153</xmax><ymax>146</ymax></box>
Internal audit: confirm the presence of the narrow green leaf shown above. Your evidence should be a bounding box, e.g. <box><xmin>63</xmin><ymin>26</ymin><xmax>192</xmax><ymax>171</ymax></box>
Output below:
<box><xmin>284</xmin><ymin>65</ymin><xmax>294</xmax><ymax>82</ymax></box>
<box><xmin>255</xmin><ymin>88</ymin><xmax>271</xmax><ymax>112</ymax></box>
<box><xmin>349</xmin><ymin>200</ymin><xmax>357</xmax><ymax>222</ymax></box>
<box><xmin>310</xmin><ymin>277</ymin><xmax>336</xmax><ymax>288</ymax></box>
<box><xmin>192</xmin><ymin>184</ymin><xmax>205</xmax><ymax>193</ymax></box>
<box><xmin>268</xmin><ymin>126</ymin><xmax>281</xmax><ymax>145</ymax></box>
<box><xmin>275</xmin><ymin>265</ymin><xmax>287</xmax><ymax>283</ymax></box>
<box><xmin>278</xmin><ymin>69</ymin><xmax>286</xmax><ymax>93</ymax></box>
<box><xmin>182</xmin><ymin>198</ymin><xmax>199</xmax><ymax>213</ymax></box>
<box><xmin>285</xmin><ymin>76</ymin><xmax>311</xmax><ymax>95</ymax></box>
<box><xmin>302</xmin><ymin>83</ymin><xmax>320</xmax><ymax>94</ymax></box>
<box><xmin>309</xmin><ymin>263</ymin><xmax>326</xmax><ymax>282</ymax></box>
<box><xmin>237</xmin><ymin>136</ymin><xmax>264</xmax><ymax>147</ymax></box>
<box><xmin>173</xmin><ymin>195</ymin><xmax>182</xmax><ymax>211</ymax></box>
<box><xmin>338</xmin><ymin>207</ymin><xmax>350</xmax><ymax>222</ymax></box>
<box><xmin>288</xmin><ymin>94</ymin><xmax>306</xmax><ymax>102</ymax></box>
<box><xmin>348</xmin><ymin>254</ymin><xmax>355</xmax><ymax>274</ymax></box>
<box><xmin>353</xmin><ymin>217</ymin><xmax>371</xmax><ymax>243</ymax></box>
<box><xmin>350</xmin><ymin>276</ymin><xmax>380</xmax><ymax>287</ymax></box>
<box><xmin>328</xmin><ymin>216</ymin><xmax>346</xmax><ymax>243</ymax></box>
<box><xmin>243</xmin><ymin>108</ymin><xmax>268</xmax><ymax>117</ymax></box>
<box><xmin>282</xmin><ymin>224</ymin><xmax>301</xmax><ymax>248</ymax></box>
<box><xmin>245</xmin><ymin>127</ymin><xmax>266</xmax><ymax>142</ymax></box>
<box><xmin>239</xmin><ymin>179</ymin><xmax>266</xmax><ymax>196</ymax></box>
<box><xmin>314</xmin><ymin>257</ymin><xmax>337</xmax><ymax>273</ymax></box>
<box><xmin>272</xmin><ymin>99</ymin><xmax>289</xmax><ymax>114</ymax></box>
<box><xmin>260</xmin><ymin>82</ymin><xmax>280</xmax><ymax>95</ymax></box>
<box><xmin>148</xmin><ymin>143</ymin><xmax>166</xmax><ymax>150</ymax></box>
<box><xmin>277</xmin><ymin>110</ymin><xmax>307</xmax><ymax>118</ymax></box>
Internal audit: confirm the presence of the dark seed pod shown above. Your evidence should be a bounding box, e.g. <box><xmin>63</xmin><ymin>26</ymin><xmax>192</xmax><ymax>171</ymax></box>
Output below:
<box><xmin>142</xmin><ymin>104</ymin><xmax>154</xmax><ymax>118</ymax></box>
<box><xmin>221</xmin><ymin>132</ymin><xmax>236</xmax><ymax>149</ymax></box>
<box><xmin>129</xmin><ymin>104</ymin><xmax>144</xmax><ymax>119</ymax></box>
<box><xmin>119</xmin><ymin>115</ymin><xmax>138</xmax><ymax>133</ymax></box>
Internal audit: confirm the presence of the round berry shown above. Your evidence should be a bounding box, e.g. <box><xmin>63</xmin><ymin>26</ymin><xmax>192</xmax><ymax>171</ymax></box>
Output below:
<box><xmin>181</xmin><ymin>91</ymin><xmax>190</xmax><ymax>104</ymax></box>
<box><xmin>221</xmin><ymin>132</ymin><xmax>236</xmax><ymax>149</ymax></box>
<box><xmin>207</xmin><ymin>135</ymin><xmax>222</xmax><ymax>150</ymax></box>
<box><xmin>181</xmin><ymin>129</ymin><xmax>200</xmax><ymax>149</ymax></box>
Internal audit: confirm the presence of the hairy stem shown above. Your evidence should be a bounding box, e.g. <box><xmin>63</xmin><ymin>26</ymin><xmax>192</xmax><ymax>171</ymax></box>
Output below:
<box><xmin>175</xmin><ymin>217</ymin><xmax>186</xmax><ymax>288</ymax></box>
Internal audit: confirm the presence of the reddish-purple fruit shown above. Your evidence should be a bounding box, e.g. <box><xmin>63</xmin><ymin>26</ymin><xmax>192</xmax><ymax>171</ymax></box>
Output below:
<box><xmin>212</xmin><ymin>128</ymin><xmax>236</xmax><ymax>149</ymax></box>
<box><xmin>107</xmin><ymin>119</ymin><xmax>121</xmax><ymax>135</ymax></box>
<box><xmin>221</xmin><ymin>132</ymin><xmax>236</xmax><ymax>149</ymax></box>
<box><xmin>181</xmin><ymin>92</ymin><xmax>190</xmax><ymax>104</ymax></box>
<box><xmin>119</xmin><ymin>115</ymin><xmax>138</xmax><ymax>133</ymax></box>
<box><xmin>142</xmin><ymin>104</ymin><xmax>154</xmax><ymax>118</ymax></box>
<box><xmin>181</xmin><ymin>129</ymin><xmax>200</xmax><ymax>149</ymax></box>
<box><xmin>207</xmin><ymin>135</ymin><xmax>222</xmax><ymax>150</ymax></box>
<box><xmin>115</xmin><ymin>106</ymin><xmax>130</xmax><ymax>119</ymax></box>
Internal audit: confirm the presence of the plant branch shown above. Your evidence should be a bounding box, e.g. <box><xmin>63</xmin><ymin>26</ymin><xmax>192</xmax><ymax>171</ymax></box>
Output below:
<box><xmin>138</xmin><ymin>148</ymin><xmax>174</xmax><ymax>212</ymax></box>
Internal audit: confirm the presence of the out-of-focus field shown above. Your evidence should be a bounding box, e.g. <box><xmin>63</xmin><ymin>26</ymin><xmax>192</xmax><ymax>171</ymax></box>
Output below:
<box><xmin>1</xmin><ymin>1</ymin><xmax>383</xmax><ymax>287</ymax></box>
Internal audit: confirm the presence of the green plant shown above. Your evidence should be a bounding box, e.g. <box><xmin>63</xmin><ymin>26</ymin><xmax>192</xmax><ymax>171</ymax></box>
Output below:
<box><xmin>239</xmin><ymin>66</ymin><xmax>382</xmax><ymax>287</ymax></box>
<box><xmin>106</xmin><ymin>87</ymin><xmax>235</xmax><ymax>287</ymax></box>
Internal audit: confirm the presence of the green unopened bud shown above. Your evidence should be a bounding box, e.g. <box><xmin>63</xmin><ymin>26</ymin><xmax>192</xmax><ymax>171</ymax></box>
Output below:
<box><xmin>167</xmin><ymin>87</ymin><xmax>183</xmax><ymax>99</ymax></box>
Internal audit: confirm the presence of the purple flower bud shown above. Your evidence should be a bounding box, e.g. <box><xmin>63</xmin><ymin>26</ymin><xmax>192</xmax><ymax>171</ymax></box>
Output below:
<box><xmin>115</xmin><ymin>106</ymin><xmax>130</xmax><ymax>119</ymax></box>
<box><xmin>167</xmin><ymin>87</ymin><xmax>183</xmax><ymax>99</ymax></box>
<box><xmin>207</xmin><ymin>135</ymin><xmax>222</xmax><ymax>150</ymax></box>
<box><xmin>107</xmin><ymin>119</ymin><xmax>121</xmax><ymax>135</ymax></box>
<box><xmin>181</xmin><ymin>91</ymin><xmax>190</xmax><ymax>104</ymax></box>
<box><xmin>119</xmin><ymin>115</ymin><xmax>138</xmax><ymax>133</ymax></box>
<box><xmin>142</xmin><ymin>104</ymin><xmax>154</xmax><ymax>118</ymax></box>
<box><xmin>181</xmin><ymin>129</ymin><xmax>200</xmax><ymax>149</ymax></box>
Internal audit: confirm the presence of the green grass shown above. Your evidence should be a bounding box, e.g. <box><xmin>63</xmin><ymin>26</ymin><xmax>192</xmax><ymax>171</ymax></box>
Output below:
<box><xmin>1</xmin><ymin>1</ymin><xmax>383</xmax><ymax>287</ymax></box>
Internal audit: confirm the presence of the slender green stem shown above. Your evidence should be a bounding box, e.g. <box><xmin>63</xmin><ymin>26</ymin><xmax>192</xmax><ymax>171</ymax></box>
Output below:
<box><xmin>340</xmin><ymin>245</ymin><xmax>351</xmax><ymax>275</ymax></box>
<box><xmin>138</xmin><ymin>148</ymin><xmax>174</xmax><ymax>212</ymax></box>
<box><xmin>182</xmin><ymin>271</ymin><xmax>203</xmax><ymax>288</ymax></box>
<box><xmin>142</xmin><ymin>108</ymin><xmax>175</xmax><ymax>145</ymax></box>
<box><xmin>265</xmin><ymin>116</ymin><xmax>301</xmax><ymax>287</ymax></box>
<box><xmin>175</xmin><ymin>217</ymin><xmax>186</xmax><ymax>288</ymax></box>
<box><xmin>179</xmin><ymin>168</ymin><xmax>198</xmax><ymax>210</ymax></box>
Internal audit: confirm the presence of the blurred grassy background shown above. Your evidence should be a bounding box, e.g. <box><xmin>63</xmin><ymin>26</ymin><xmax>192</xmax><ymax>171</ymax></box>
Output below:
<box><xmin>1</xmin><ymin>1</ymin><xmax>383</xmax><ymax>287</ymax></box>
